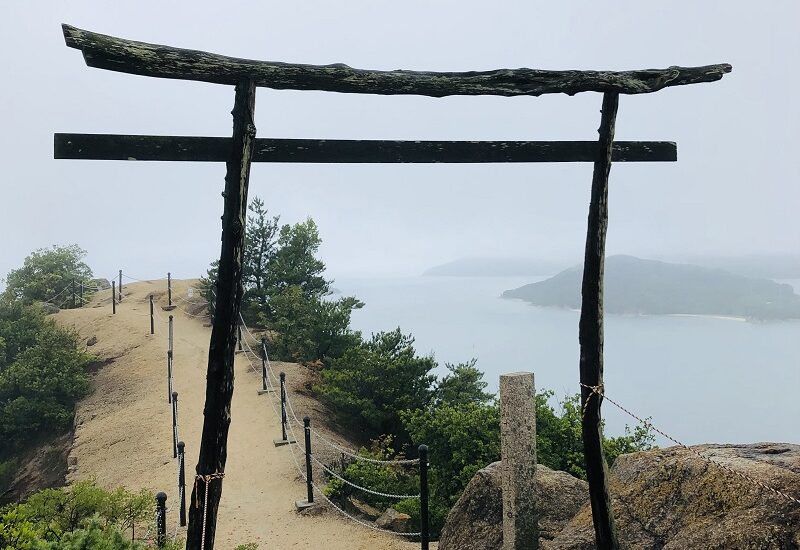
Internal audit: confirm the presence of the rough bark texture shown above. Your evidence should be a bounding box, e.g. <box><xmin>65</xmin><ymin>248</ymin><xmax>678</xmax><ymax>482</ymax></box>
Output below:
<box><xmin>438</xmin><ymin>462</ymin><xmax>589</xmax><ymax>550</ymax></box>
<box><xmin>62</xmin><ymin>25</ymin><xmax>730</xmax><ymax>97</ymax></box>
<box><xmin>500</xmin><ymin>373</ymin><xmax>539</xmax><ymax>549</ymax></box>
<box><xmin>54</xmin><ymin>134</ymin><xmax>676</xmax><ymax>163</ymax></box>
<box><xmin>185</xmin><ymin>80</ymin><xmax>256</xmax><ymax>550</ymax></box>
<box><xmin>578</xmin><ymin>92</ymin><xmax>619</xmax><ymax>549</ymax></box>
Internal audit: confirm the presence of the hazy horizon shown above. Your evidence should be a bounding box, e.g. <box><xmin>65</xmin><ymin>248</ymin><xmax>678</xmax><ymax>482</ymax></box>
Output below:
<box><xmin>1</xmin><ymin>1</ymin><xmax>798</xmax><ymax>281</ymax></box>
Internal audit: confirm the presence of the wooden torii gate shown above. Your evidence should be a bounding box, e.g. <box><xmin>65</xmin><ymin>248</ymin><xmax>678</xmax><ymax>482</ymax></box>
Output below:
<box><xmin>54</xmin><ymin>24</ymin><xmax>730</xmax><ymax>550</ymax></box>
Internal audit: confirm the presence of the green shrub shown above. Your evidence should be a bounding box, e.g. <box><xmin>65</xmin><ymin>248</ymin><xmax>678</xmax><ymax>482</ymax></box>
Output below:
<box><xmin>324</xmin><ymin>437</ymin><xmax>419</xmax><ymax>514</ymax></box>
<box><xmin>0</xmin><ymin>482</ymin><xmax>154</xmax><ymax>548</ymax></box>
<box><xmin>318</xmin><ymin>329</ymin><xmax>436</xmax><ymax>444</ymax></box>
<box><xmin>0</xmin><ymin>314</ymin><xmax>91</xmax><ymax>450</ymax></box>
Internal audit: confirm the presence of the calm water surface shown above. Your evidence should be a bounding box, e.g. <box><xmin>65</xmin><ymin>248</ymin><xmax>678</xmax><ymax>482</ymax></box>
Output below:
<box><xmin>334</xmin><ymin>275</ymin><xmax>800</xmax><ymax>446</ymax></box>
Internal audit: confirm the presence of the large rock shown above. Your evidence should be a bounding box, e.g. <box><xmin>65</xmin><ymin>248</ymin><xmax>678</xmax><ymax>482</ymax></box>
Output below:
<box><xmin>438</xmin><ymin>462</ymin><xmax>589</xmax><ymax>550</ymax></box>
<box><xmin>548</xmin><ymin>443</ymin><xmax>800</xmax><ymax>549</ymax></box>
<box><xmin>344</xmin><ymin>496</ymin><xmax>382</xmax><ymax>521</ymax></box>
<box><xmin>376</xmin><ymin>507</ymin><xmax>412</xmax><ymax>533</ymax></box>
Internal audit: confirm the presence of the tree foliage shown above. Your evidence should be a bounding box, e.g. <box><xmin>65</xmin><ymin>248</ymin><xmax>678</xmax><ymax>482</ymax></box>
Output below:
<box><xmin>265</xmin><ymin>287</ymin><xmax>363</xmax><ymax>363</ymax></box>
<box><xmin>0</xmin><ymin>482</ymin><xmax>154</xmax><ymax>549</ymax></box>
<box><xmin>201</xmin><ymin>197</ymin><xmax>362</xmax><ymax>364</ymax></box>
<box><xmin>3</xmin><ymin>246</ymin><xmax>94</xmax><ymax>309</ymax></box>
<box><xmin>318</xmin><ymin>329</ymin><xmax>436</xmax><ymax>443</ymax></box>
<box><xmin>0</xmin><ymin>299</ymin><xmax>91</xmax><ymax>454</ymax></box>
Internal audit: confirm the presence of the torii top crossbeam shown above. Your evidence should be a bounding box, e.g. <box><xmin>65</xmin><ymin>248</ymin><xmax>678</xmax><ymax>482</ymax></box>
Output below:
<box><xmin>55</xmin><ymin>24</ymin><xmax>730</xmax><ymax>550</ymax></box>
<box><xmin>63</xmin><ymin>24</ymin><xmax>729</xmax><ymax>97</ymax></box>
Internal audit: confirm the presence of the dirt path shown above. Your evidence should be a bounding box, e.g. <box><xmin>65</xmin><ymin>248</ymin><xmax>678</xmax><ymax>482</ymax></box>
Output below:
<box><xmin>56</xmin><ymin>279</ymin><xmax>419</xmax><ymax>549</ymax></box>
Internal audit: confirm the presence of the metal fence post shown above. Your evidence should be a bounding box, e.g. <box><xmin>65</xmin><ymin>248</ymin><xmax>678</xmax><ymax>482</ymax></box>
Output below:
<box><xmin>419</xmin><ymin>444</ymin><xmax>430</xmax><ymax>550</ymax></box>
<box><xmin>273</xmin><ymin>372</ymin><xmax>295</xmax><ymax>446</ymax></box>
<box><xmin>172</xmin><ymin>391</ymin><xmax>179</xmax><ymax>458</ymax></box>
<box><xmin>112</xmin><ymin>281</ymin><xmax>116</xmax><ymax>314</ymax></box>
<box><xmin>168</xmin><ymin>315</ymin><xmax>174</xmax><ymax>354</ymax></box>
<box><xmin>118</xmin><ymin>269</ymin><xmax>122</xmax><ymax>301</ymax></box>
<box><xmin>167</xmin><ymin>272</ymin><xmax>172</xmax><ymax>307</ymax></box>
<box><xmin>155</xmin><ymin>492</ymin><xmax>167</xmax><ymax>547</ymax></box>
<box><xmin>237</xmin><ymin>324</ymin><xmax>243</xmax><ymax>351</ymax></box>
<box><xmin>149</xmin><ymin>295</ymin><xmax>155</xmax><ymax>335</ymax></box>
<box><xmin>167</xmin><ymin>350</ymin><xmax>173</xmax><ymax>404</ymax></box>
<box><xmin>79</xmin><ymin>280</ymin><xmax>83</xmax><ymax>305</ymax></box>
<box><xmin>261</xmin><ymin>336</ymin><xmax>268</xmax><ymax>391</ymax></box>
<box><xmin>71</xmin><ymin>278</ymin><xmax>76</xmax><ymax>308</ymax></box>
<box><xmin>280</xmin><ymin>373</ymin><xmax>287</xmax><ymax>441</ymax></box>
<box><xmin>304</xmin><ymin>416</ymin><xmax>314</xmax><ymax>503</ymax></box>
<box><xmin>177</xmin><ymin>441</ymin><xmax>186</xmax><ymax>527</ymax></box>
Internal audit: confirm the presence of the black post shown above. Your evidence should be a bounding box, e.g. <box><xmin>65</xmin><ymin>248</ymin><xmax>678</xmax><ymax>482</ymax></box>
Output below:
<box><xmin>419</xmin><ymin>444</ymin><xmax>430</xmax><ymax>550</ymax></box>
<box><xmin>172</xmin><ymin>391</ymin><xmax>179</xmax><ymax>458</ymax></box>
<box><xmin>168</xmin><ymin>315</ymin><xmax>174</xmax><ymax>353</ymax></box>
<box><xmin>177</xmin><ymin>441</ymin><xmax>187</xmax><ymax>527</ymax></box>
<box><xmin>580</xmin><ymin>92</ymin><xmax>620</xmax><ymax>550</ymax></box>
<box><xmin>118</xmin><ymin>269</ymin><xmax>123</xmax><ymax>301</ymax></box>
<box><xmin>167</xmin><ymin>350</ymin><xmax>173</xmax><ymax>404</ymax></box>
<box><xmin>237</xmin><ymin>324</ymin><xmax>243</xmax><ymax>351</ymax></box>
<box><xmin>79</xmin><ymin>281</ymin><xmax>83</xmax><ymax>305</ymax></box>
<box><xmin>155</xmin><ymin>492</ymin><xmax>167</xmax><ymax>547</ymax></box>
<box><xmin>261</xmin><ymin>336</ymin><xmax>268</xmax><ymax>391</ymax></box>
<box><xmin>112</xmin><ymin>281</ymin><xmax>116</xmax><ymax>314</ymax></box>
<box><xmin>71</xmin><ymin>278</ymin><xmax>76</xmax><ymax>308</ymax></box>
<box><xmin>167</xmin><ymin>272</ymin><xmax>172</xmax><ymax>307</ymax></box>
<box><xmin>150</xmin><ymin>295</ymin><xmax>155</xmax><ymax>335</ymax></box>
<box><xmin>280</xmin><ymin>372</ymin><xmax>288</xmax><ymax>441</ymax></box>
<box><xmin>303</xmin><ymin>417</ymin><xmax>314</xmax><ymax>503</ymax></box>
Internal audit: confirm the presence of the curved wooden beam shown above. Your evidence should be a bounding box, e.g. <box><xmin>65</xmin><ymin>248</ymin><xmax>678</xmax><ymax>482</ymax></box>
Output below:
<box><xmin>62</xmin><ymin>24</ymin><xmax>731</xmax><ymax>97</ymax></box>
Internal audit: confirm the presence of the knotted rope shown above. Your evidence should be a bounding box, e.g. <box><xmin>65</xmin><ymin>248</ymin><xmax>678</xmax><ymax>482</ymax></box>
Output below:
<box><xmin>194</xmin><ymin>472</ymin><xmax>225</xmax><ymax>550</ymax></box>
<box><xmin>581</xmin><ymin>383</ymin><xmax>604</xmax><ymax>420</ymax></box>
<box><xmin>578</xmin><ymin>382</ymin><xmax>800</xmax><ymax>507</ymax></box>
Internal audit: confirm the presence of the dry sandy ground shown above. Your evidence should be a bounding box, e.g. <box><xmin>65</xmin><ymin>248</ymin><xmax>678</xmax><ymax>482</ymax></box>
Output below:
<box><xmin>55</xmin><ymin>279</ymin><xmax>419</xmax><ymax>550</ymax></box>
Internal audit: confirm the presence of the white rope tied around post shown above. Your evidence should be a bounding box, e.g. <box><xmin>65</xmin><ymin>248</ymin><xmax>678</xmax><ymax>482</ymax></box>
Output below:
<box><xmin>237</xmin><ymin>315</ymin><xmax>420</xmax><ymax>466</ymax></box>
<box><xmin>579</xmin><ymin>383</ymin><xmax>800</xmax><ymax>507</ymax></box>
<box><xmin>246</xmin><ymin>337</ymin><xmax>424</xmax><ymax>535</ymax></box>
<box><xmin>194</xmin><ymin>472</ymin><xmax>225</xmax><ymax>550</ymax></box>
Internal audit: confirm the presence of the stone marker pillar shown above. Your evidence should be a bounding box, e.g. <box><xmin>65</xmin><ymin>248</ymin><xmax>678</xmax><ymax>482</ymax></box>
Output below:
<box><xmin>500</xmin><ymin>372</ymin><xmax>538</xmax><ymax>550</ymax></box>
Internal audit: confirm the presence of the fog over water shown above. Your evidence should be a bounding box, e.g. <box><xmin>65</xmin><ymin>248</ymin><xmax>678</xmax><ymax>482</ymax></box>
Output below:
<box><xmin>335</xmin><ymin>275</ymin><xmax>800</xmax><ymax>447</ymax></box>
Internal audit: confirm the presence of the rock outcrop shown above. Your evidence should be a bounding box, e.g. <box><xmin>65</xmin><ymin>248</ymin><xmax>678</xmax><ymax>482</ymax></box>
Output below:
<box><xmin>438</xmin><ymin>462</ymin><xmax>588</xmax><ymax>550</ymax></box>
<box><xmin>549</xmin><ymin>443</ymin><xmax>800</xmax><ymax>550</ymax></box>
<box><xmin>439</xmin><ymin>444</ymin><xmax>800</xmax><ymax>550</ymax></box>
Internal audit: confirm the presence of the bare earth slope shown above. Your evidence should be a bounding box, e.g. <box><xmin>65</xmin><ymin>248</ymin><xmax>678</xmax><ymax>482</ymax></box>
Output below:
<box><xmin>55</xmin><ymin>279</ymin><xmax>416</xmax><ymax>549</ymax></box>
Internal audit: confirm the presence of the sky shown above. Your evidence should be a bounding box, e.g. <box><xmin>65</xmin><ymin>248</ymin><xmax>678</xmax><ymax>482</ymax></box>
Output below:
<box><xmin>0</xmin><ymin>1</ymin><xmax>798</xmax><ymax>282</ymax></box>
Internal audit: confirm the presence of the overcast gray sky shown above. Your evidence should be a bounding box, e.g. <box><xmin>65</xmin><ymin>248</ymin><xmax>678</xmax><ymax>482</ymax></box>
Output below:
<box><xmin>1</xmin><ymin>1</ymin><xmax>798</xmax><ymax>281</ymax></box>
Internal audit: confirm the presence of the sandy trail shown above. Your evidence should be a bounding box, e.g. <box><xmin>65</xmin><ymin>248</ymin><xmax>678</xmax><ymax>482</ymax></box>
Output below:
<box><xmin>55</xmin><ymin>279</ymin><xmax>419</xmax><ymax>550</ymax></box>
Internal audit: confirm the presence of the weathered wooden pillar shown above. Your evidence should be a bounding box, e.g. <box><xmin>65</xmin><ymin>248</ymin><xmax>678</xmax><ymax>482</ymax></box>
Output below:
<box><xmin>186</xmin><ymin>79</ymin><xmax>257</xmax><ymax>550</ymax></box>
<box><xmin>579</xmin><ymin>91</ymin><xmax>620</xmax><ymax>550</ymax></box>
<box><xmin>500</xmin><ymin>372</ymin><xmax>538</xmax><ymax>550</ymax></box>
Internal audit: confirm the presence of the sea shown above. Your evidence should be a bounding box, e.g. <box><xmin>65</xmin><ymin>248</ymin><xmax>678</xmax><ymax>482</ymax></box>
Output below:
<box><xmin>333</xmin><ymin>275</ymin><xmax>800</xmax><ymax>447</ymax></box>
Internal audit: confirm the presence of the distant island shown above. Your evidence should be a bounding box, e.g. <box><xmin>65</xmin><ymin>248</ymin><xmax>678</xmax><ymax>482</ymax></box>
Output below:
<box><xmin>502</xmin><ymin>255</ymin><xmax>800</xmax><ymax>320</ymax></box>
<box><xmin>424</xmin><ymin>257</ymin><xmax>569</xmax><ymax>277</ymax></box>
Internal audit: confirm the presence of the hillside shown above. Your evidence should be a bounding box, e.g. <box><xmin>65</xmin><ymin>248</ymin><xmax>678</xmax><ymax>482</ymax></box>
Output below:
<box><xmin>502</xmin><ymin>255</ymin><xmax>800</xmax><ymax>320</ymax></box>
<box><xmin>424</xmin><ymin>257</ymin><xmax>568</xmax><ymax>277</ymax></box>
<box><xmin>53</xmin><ymin>279</ymin><xmax>418</xmax><ymax>549</ymax></box>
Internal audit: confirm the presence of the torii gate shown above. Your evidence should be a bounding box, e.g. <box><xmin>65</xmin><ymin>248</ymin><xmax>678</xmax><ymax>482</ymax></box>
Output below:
<box><xmin>54</xmin><ymin>24</ymin><xmax>730</xmax><ymax>550</ymax></box>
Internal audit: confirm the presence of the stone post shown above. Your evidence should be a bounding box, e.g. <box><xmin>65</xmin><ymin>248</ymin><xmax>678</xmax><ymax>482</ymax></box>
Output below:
<box><xmin>500</xmin><ymin>372</ymin><xmax>538</xmax><ymax>550</ymax></box>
